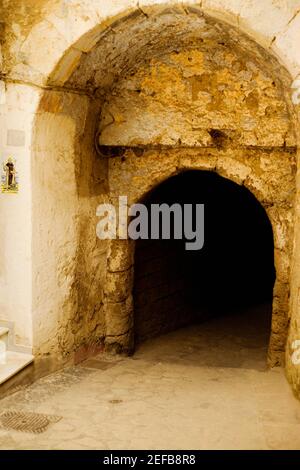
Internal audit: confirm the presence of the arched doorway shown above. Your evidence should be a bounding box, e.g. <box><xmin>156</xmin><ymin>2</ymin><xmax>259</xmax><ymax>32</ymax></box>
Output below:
<box><xmin>134</xmin><ymin>170</ymin><xmax>275</xmax><ymax>356</ymax></box>
<box><xmin>30</xmin><ymin>4</ymin><xmax>297</xmax><ymax>380</ymax></box>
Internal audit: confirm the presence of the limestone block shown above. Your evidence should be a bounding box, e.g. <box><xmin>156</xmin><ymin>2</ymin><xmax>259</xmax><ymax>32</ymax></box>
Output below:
<box><xmin>201</xmin><ymin>0</ymin><xmax>241</xmax><ymax>26</ymax></box>
<box><xmin>105</xmin><ymin>268</ymin><xmax>134</xmax><ymax>302</ymax></box>
<box><xmin>273</xmin><ymin>12</ymin><xmax>300</xmax><ymax>79</ymax></box>
<box><xmin>46</xmin><ymin>0</ymin><xmax>105</xmax><ymax>50</ymax></box>
<box><xmin>96</xmin><ymin>0</ymin><xmax>139</xmax><ymax>21</ymax></box>
<box><xmin>105</xmin><ymin>296</ymin><xmax>134</xmax><ymax>336</ymax></box>
<box><xmin>267</xmin><ymin>206</ymin><xmax>294</xmax><ymax>252</ymax></box>
<box><xmin>274</xmin><ymin>248</ymin><xmax>292</xmax><ymax>283</ymax></box>
<box><xmin>17</xmin><ymin>21</ymin><xmax>69</xmax><ymax>84</ymax></box>
<box><xmin>104</xmin><ymin>328</ymin><xmax>134</xmax><ymax>354</ymax></box>
<box><xmin>179</xmin><ymin>152</ymin><xmax>217</xmax><ymax>171</ymax></box>
<box><xmin>239</xmin><ymin>0</ymin><xmax>300</xmax><ymax>48</ymax></box>
<box><xmin>216</xmin><ymin>158</ymin><xmax>251</xmax><ymax>185</ymax></box>
<box><xmin>139</xmin><ymin>0</ymin><xmax>184</xmax><ymax>7</ymax></box>
<box><xmin>245</xmin><ymin>171</ymin><xmax>292</xmax><ymax>207</ymax></box>
<box><xmin>49</xmin><ymin>48</ymin><xmax>83</xmax><ymax>87</ymax></box>
<box><xmin>107</xmin><ymin>240</ymin><xmax>134</xmax><ymax>272</ymax></box>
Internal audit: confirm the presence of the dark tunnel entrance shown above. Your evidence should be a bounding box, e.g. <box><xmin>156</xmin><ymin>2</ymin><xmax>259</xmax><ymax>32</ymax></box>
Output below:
<box><xmin>133</xmin><ymin>170</ymin><xmax>276</xmax><ymax>349</ymax></box>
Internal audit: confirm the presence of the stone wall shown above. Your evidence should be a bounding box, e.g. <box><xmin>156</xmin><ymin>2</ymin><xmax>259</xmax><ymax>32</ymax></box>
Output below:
<box><xmin>106</xmin><ymin>146</ymin><xmax>295</xmax><ymax>366</ymax></box>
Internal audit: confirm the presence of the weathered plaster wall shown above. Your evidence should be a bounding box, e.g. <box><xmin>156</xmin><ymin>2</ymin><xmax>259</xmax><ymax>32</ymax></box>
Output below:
<box><xmin>32</xmin><ymin>91</ymin><xmax>109</xmax><ymax>369</ymax></box>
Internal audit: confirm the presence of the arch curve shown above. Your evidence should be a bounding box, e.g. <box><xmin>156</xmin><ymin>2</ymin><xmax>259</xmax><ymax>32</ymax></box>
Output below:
<box><xmin>105</xmin><ymin>149</ymin><xmax>294</xmax><ymax>366</ymax></box>
<box><xmin>4</xmin><ymin>1</ymin><xmax>300</xmax><ymax>88</ymax></box>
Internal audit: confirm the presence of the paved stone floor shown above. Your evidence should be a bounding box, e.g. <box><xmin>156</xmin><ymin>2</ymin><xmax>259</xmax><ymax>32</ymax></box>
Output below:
<box><xmin>0</xmin><ymin>304</ymin><xmax>300</xmax><ymax>450</ymax></box>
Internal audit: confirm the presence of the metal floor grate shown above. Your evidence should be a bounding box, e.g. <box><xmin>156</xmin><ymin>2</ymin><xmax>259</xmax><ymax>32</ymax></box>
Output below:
<box><xmin>0</xmin><ymin>410</ymin><xmax>62</xmax><ymax>434</ymax></box>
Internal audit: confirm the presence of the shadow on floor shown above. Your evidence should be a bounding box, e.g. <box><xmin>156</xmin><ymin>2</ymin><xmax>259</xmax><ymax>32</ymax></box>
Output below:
<box><xmin>133</xmin><ymin>302</ymin><xmax>272</xmax><ymax>371</ymax></box>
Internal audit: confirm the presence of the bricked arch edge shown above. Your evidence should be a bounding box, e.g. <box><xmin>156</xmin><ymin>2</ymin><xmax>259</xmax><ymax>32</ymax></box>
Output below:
<box><xmin>104</xmin><ymin>147</ymin><xmax>295</xmax><ymax>367</ymax></box>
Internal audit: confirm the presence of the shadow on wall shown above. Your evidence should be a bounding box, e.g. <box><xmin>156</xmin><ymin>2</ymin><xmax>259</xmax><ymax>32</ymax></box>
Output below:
<box><xmin>134</xmin><ymin>170</ymin><xmax>276</xmax><ymax>343</ymax></box>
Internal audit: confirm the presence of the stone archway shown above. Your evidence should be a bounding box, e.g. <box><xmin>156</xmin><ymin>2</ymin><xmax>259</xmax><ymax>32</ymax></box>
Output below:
<box><xmin>27</xmin><ymin>4</ymin><xmax>298</xmax><ymax>380</ymax></box>
<box><xmin>104</xmin><ymin>147</ymin><xmax>295</xmax><ymax>367</ymax></box>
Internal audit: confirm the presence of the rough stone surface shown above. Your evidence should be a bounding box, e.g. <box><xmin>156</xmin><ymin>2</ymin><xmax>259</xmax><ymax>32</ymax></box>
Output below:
<box><xmin>98</xmin><ymin>48</ymin><xmax>295</xmax><ymax>149</ymax></box>
<box><xmin>107</xmin><ymin>146</ymin><xmax>296</xmax><ymax>366</ymax></box>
